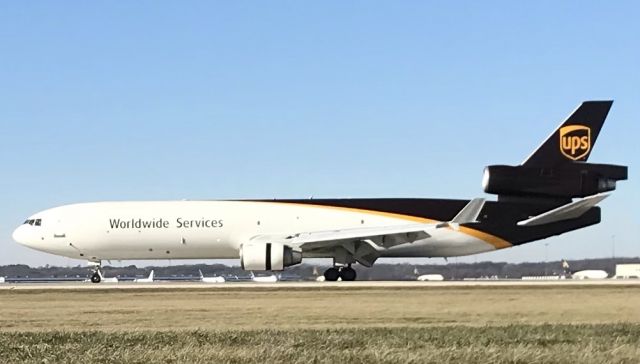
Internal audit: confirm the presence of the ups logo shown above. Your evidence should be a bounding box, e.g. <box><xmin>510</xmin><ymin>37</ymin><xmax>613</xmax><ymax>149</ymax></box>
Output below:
<box><xmin>559</xmin><ymin>125</ymin><xmax>591</xmax><ymax>160</ymax></box>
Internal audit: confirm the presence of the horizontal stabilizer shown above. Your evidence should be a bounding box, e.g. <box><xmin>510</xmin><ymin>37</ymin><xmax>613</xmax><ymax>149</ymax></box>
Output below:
<box><xmin>517</xmin><ymin>193</ymin><xmax>609</xmax><ymax>227</ymax></box>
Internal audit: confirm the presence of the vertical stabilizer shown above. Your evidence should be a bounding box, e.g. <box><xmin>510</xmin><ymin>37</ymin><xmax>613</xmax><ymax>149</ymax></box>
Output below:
<box><xmin>484</xmin><ymin>100</ymin><xmax>626</xmax><ymax>202</ymax></box>
<box><xmin>522</xmin><ymin>101</ymin><xmax>613</xmax><ymax>166</ymax></box>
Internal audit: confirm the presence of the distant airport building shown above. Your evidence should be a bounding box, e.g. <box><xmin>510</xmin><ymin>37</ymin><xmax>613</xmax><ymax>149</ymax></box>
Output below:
<box><xmin>463</xmin><ymin>276</ymin><xmax>500</xmax><ymax>281</ymax></box>
<box><xmin>522</xmin><ymin>275</ymin><xmax>561</xmax><ymax>280</ymax></box>
<box><xmin>417</xmin><ymin>274</ymin><xmax>444</xmax><ymax>281</ymax></box>
<box><xmin>615</xmin><ymin>264</ymin><xmax>640</xmax><ymax>279</ymax></box>
<box><xmin>572</xmin><ymin>270</ymin><xmax>608</xmax><ymax>279</ymax></box>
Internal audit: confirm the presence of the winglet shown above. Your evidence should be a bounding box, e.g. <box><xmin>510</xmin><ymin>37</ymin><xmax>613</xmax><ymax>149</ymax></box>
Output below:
<box><xmin>437</xmin><ymin>198</ymin><xmax>485</xmax><ymax>230</ymax></box>
<box><xmin>451</xmin><ymin>198</ymin><xmax>486</xmax><ymax>224</ymax></box>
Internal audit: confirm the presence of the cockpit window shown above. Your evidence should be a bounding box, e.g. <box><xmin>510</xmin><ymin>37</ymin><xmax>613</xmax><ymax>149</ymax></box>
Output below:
<box><xmin>35</xmin><ymin>219</ymin><xmax>41</xmax><ymax>226</ymax></box>
<box><xmin>24</xmin><ymin>220</ymin><xmax>29</xmax><ymax>224</ymax></box>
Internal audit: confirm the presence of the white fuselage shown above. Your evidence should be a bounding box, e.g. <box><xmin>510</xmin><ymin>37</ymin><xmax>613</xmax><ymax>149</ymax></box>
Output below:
<box><xmin>12</xmin><ymin>201</ymin><xmax>499</xmax><ymax>263</ymax></box>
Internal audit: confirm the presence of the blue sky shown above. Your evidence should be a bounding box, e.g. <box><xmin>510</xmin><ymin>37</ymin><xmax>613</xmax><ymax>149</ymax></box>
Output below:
<box><xmin>1</xmin><ymin>1</ymin><xmax>638</xmax><ymax>267</ymax></box>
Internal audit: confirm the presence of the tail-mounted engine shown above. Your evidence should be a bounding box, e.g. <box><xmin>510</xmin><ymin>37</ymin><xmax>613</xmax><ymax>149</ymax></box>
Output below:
<box><xmin>483</xmin><ymin>163</ymin><xmax>628</xmax><ymax>201</ymax></box>
<box><xmin>240</xmin><ymin>242</ymin><xmax>302</xmax><ymax>271</ymax></box>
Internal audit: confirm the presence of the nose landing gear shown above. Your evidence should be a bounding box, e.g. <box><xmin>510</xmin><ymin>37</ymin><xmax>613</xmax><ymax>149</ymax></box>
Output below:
<box><xmin>323</xmin><ymin>265</ymin><xmax>357</xmax><ymax>281</ymax></box>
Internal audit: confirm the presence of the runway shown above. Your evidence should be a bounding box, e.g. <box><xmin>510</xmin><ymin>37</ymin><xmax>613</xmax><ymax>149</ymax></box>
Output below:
<box><xmin>1</xmin><ymin>279</ymin><xmax>639</xmax><ymax>290</ymax></box>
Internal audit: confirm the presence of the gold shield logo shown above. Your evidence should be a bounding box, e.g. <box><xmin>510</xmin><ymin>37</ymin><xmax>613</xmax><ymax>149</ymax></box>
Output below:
<box><xmin>559</xmin><ymin>125</ymin><xmax>591</xmax><ymax>160</ymax></box>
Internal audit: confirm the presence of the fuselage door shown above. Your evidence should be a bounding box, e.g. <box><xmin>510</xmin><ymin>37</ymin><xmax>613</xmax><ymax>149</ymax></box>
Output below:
<box><xmin>52</xmin><ymin>218</ymin><xmax>66</xmax><ymax>239</ymax></box>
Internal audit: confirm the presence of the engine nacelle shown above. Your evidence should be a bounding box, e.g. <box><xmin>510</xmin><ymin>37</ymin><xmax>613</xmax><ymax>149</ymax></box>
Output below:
<box><xmin>482</xmin><ymin>163</ymin><xmax>627</xmax><ymax>199</ymax></box>
<box><xmin>240</xmin><ymin>242</ymin><xmax>302</xmax><ymax>271</ymax></box>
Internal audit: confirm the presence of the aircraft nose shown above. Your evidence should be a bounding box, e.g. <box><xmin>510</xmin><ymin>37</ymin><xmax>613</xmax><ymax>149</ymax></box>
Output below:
<box><xmin>12</xmin><ymin>225</ymin><xmax>30</xmax><ymax>246</ymax></box>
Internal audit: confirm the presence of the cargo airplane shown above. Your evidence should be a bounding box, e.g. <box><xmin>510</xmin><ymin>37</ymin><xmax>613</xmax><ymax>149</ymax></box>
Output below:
<box><xmin>12</xmin><ymin>101</ymin><xmax>628</xmax><ymax>282</ymax></box>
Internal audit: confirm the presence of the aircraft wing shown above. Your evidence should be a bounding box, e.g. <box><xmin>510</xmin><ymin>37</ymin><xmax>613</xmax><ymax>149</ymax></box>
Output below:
<box><xmin>291</xmin><ymin>223</ymin><xmax>434</xmax><ymax>251</ymax></box>
<box><xmin>288</xmin><ymin>197</ymin><xmax>485</xmax><ymax>251</ymax></box>
<box><xmin>282</xmin><ymin>223</ymin><xmax>434</xmax><ymax>267</ymax></box>
<box><xmin>266</xmin><ymin>198</ymin><xmax>487</xmax><ymax>267</ymax></box>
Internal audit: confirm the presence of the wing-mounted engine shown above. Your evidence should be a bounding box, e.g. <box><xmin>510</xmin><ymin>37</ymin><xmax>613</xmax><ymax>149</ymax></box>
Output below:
<box><xmin>240</xmin><ymin>242</ymin><xmax>302</xmax><ymax>271</ymax></box>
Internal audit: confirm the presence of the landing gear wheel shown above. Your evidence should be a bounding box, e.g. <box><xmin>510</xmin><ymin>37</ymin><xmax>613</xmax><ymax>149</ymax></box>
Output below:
<box><xmin>91</xmin><ymin>272</ymin><xmax>101</xmax><ymax>283</ymax></box>
<box><xmin>340</xmin><ymin>267</ymin><xmax>357</xmax><ymax>281</ymax></box>
<box><xmin>323</xmin><ymin>267</ymin><xmax>340</xmax><ymax>281</ymax></box>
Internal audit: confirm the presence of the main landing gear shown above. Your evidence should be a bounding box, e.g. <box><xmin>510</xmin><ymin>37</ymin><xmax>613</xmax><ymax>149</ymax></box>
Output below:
<box><xmin>323</xmin><ymin>265</ymin><xmax>357</xmax><ymax>281</ymax></box>
<box><xmin>89</xmin><ymin>261</ymin><xmax>102</xmax><ymax>283</ymax></box>
<box><xmin>91</xmin><ymin>271</ymin><xmax>101</xmax><ymax>283</ymax></box>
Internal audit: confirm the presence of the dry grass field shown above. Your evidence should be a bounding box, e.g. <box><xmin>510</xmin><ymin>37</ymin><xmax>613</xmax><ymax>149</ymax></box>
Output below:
<box><xmin>1</xmin><ymin>285</ymin><xmax>639</xmax><ymax>363</ymax></box>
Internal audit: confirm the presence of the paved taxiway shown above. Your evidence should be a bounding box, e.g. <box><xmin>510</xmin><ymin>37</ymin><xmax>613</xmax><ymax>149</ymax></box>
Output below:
<box><xmin>1</xmin><ymin>279</ymin><xmax>639</xmax><ymax>290</ymax></box>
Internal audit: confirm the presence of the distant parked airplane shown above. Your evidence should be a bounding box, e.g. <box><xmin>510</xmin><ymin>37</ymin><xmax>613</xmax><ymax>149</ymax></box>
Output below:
<box><xmin>12</xmin><ymin>101</ymin><xmax>627</xmax><ymax>282</ymax></box>
<box><xmin>250</xmin><ymin>271</ymin><xmax>278</xmax><ymax>283</ymax></box>
<box><xmin>199</xmin><ymin>269</ymin><xmax>225</xmax><ymax>283</ymax></box>
<box><xmin>133</xmin><ymin>270</ymin><xmax>154</xmax><ymax>283</ymax></box>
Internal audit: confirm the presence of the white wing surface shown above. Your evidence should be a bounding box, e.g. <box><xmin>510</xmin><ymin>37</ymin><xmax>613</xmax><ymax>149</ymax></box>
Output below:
<box><xmin>285</xmin><ymin>223</ymin><xmax>435</xmax><ymax>267</ymax></box>
<box><xmin>292</xmin><ymin>223</ymin><xmax>433</xmax><ymax>250</ymax></box>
